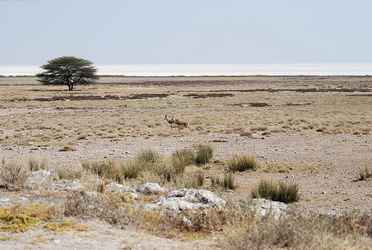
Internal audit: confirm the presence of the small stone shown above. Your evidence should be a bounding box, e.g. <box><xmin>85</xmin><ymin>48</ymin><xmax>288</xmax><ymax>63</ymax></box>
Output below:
<box><xmin>24</xmin><ymin>170</ymin><xmax>53</xmax><ymax>190</ymax></box>
<box><xmin>106</xmin><ymin>182</ymin><xmax>138</xmax><ymax>199</ymax></box>
<box><xmin>136</xmin><ymin>183</ymin><xmax>167</xmax><ymax>195</ymax></box>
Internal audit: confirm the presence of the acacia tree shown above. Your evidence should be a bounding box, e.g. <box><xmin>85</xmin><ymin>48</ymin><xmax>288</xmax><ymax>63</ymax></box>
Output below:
<box><xmin>37</xmin><ymin>56</ymin><xmax>98</xmax><ymax>91</ymax></box>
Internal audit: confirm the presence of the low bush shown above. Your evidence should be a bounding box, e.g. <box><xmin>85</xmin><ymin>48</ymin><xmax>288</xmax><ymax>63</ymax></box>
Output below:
<box><xmin>223</xmin><ymin>212</ymin><xmax>372</xmax><ymax>250</ymax></box>
<box><xmin>28</xmin><ymin>157</ymin><xmax>48</xmax><ymax>172</ymax></box>
<box><xmin>81</xmin><ymin>160</ymin><xmax>122</xmax><ymax>182</ymax></box>
<box><xmin>358</xmin><ymin>166</ymin><xmax>372</xmax><ymax>181</ymax></box>
<box><xmin>136</xmin><ymin>149</ymin><xmax>160</xmax><ymax>164</ymax></box>
<box><xmin>194</xmin><ymin>145</ymin><xmax>213</xmax><ymax>165</ymax></box>
<box><xmin>120</xmin><ymin>160</ymin><xmax>143</xmax><ymax>179</ymax></box>
<box><xmin>212</xmin><ymin>173</ymin><xmax>237</xmax><ymax>190</ymax></box>
<box><xmin>0</xmin><ymin>204</ymin><xmax>62</xmax><ymax>233</ymax></box>
<box><xmin>227</xmin><ymin>155</ymin><xmax>257</xmax><ymax>172</ymax></box>
<box><xmin>0</xmin><ymin>159</ymin><xmax>30</xmax><ymax>190</ymax></box>
<box><xmin>251</xmin><ymin>180</ymin><xmax>299</xmax><ymax>203</ymax></box>
<box><xmin>57</xmin><ymin>166</ymin><xmax>83</xmax><ymax>180</ymax></box>
<box><xmin>171</xmin><ymin>149</ymin><xmax>195</xmax><ymax>174</ymax></box>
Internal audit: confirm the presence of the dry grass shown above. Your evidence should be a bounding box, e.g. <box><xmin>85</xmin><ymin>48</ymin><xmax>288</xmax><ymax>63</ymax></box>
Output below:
<box><xmin>81</xmin><ymin>160</ymin><xmax>122</xmax><ymax>182</ymax></box>
<box><xmin>211</xmin><ymin>173</ymin><xmax>237</xmax><ymax>190</ymax></box>
<box><xmin>194</xmin><ymin>145</ymin><xmax>213</xmax><ymax>165</ymax></box>
<box><xmin>120</xmin><ymin>160</ymin><xmax>144</xmax><ymax>179</ymax></box>
<box><xmin>0</xmin><ymin>204</ymin><xmax>62</xmax><ymax>233</ymax></box>
<box><xmin>57</xmin><ymin>166</ymin><xmax>83</xmax><ymax>180</ymax></box>
<box><xmin>223</xmin><ymin>212</ymin><xmax>372</xmax><ymax>250</ymax></box>
<box><xmin>227</xmin><ymin>155</ymin><xmax>257</xmax><ymax>172</ymax></box>
<box><xmin>358</xmin><ymin>166</ymin><xmax>372</xmax><ymax>181</ymax></box>
<box><xmin>44</xmin><ymin>219</ymin><xmax>88</xmax><ymax>232</ymax></box>
<box><xmin>136</xmin><ymin>149</ymin><xmax>160</xmax><ymax>164</ymax></box>
<box><xmin>251</xmin><ymin>180</ymin><xmax>300</xmax><ymax>204</ymax></box>
<box><xmin>171</xmin><ymin>149</ymin><xmax>194</xmax><ymax>174</ymax></box>
<box><xmin>28</xmin><ymin>157</ymin><xmax>49</xmax><ymax>172</ymax></box>
<box><xmin>0</xmin><ymin>159</ymin><xmax>30</xmax><ymax>190</ymax></box>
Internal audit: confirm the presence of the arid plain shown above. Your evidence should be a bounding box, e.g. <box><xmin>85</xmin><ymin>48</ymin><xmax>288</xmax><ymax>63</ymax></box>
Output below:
<box><xmin>0</xmin><ymin>76</ymin><xmax>372</xmax><ymax>249</ymax></box>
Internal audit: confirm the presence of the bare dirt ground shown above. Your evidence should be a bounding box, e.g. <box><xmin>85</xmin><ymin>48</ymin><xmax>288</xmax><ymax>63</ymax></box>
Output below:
<box><xmin>0</xmin><ymin>76</ymin><xmax>372</xmax><ymax>249</ymax></box>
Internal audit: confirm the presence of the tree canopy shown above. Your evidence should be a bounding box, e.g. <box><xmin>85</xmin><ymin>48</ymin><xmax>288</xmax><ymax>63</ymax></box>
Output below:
<box><xmin>37</xmin><ymin>56</ymin><xmax>98</xmax><ymax>91</ymax></box>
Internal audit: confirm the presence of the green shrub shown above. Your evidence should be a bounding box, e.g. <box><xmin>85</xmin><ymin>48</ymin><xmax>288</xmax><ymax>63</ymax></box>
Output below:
<box><xmin>194</xmin><ymin>145</ymin><xmax>213</xmax><ymax>165</ymax></box>
<box><xmin>251</xmin><ymin>180</ymin><xmax>299</xmax><ymax>203</ymax></box>
<box><xmin>227</xmin><ymin>155</ymin><xmax>257</xmax><ymax>172</ymax></box>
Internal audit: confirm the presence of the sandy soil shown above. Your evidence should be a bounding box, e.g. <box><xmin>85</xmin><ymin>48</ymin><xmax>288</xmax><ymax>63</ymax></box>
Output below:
<box><xmin>0</xmin><ymin>76</ymin><xmax>372</xmax><ymax>249</ymax></box>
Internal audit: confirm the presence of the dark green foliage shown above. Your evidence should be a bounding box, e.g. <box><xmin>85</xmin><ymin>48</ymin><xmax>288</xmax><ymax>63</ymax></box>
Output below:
<box><xmin>37</xmin><ymin>56</ymin><xmax>98</xmax><ymax>91</ymax></box>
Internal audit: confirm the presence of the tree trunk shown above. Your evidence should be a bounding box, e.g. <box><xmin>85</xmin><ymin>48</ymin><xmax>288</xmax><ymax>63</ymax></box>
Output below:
<box><xmin>67</xmin><ymin>83</ymin><xmax>74</xmax><ymax>91</ymax></box>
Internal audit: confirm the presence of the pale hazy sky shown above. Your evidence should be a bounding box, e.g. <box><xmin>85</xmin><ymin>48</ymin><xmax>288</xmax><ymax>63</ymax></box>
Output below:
<box><xmin>1</xmin><ymin>0</ymin><xmax>372</xmax><ymax>65</ymax></box>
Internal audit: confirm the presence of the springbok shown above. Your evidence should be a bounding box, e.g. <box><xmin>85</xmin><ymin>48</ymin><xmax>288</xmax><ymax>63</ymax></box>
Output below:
<box><xmin>164</xmin><ymin>114</ymin><xmax>188</xmax><ymax>129</ymax></box>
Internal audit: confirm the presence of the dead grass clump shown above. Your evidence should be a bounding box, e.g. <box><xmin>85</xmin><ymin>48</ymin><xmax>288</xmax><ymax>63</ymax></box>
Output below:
<box><xmin>44</xmin><ymin>220</ymin><xmax>88</xmax><ymax>232</ymax></box>
<box><xmin>57</xmin><ymin>167</ymin><xmax>83</xmax><ymax>180</ymax></box>
<box><xmin>211</xmin><ymin>173</ymin><xmax>237</xmax><ymax>190</ymax></box>
<box><xmin>358</xmin><ymin>166</ymin><xmax>372</xmax><ymax>181</ymax></box>
<box><xmin>64</xmin><ymin>191</ymin><xmax>133</xmax><ymax>226</ymax></box>
<box><xmin>120</xmin><ymin>160</ymin><xmax>143</xmax><ymax>179</ymax></box>
<box><xmin>0</xmin><ymin>204</ymin><xmax>61</xmax><ymax>233</ymax></box>
<box><xmin>81</xmin><ymin>160</ymin><xmax>122</xmax><ymax>182</ymax></box>
<box><xmin>183</xmin><ymin>171</ymin><xmax>205</xmax><ymax>188</ymax></box>
<box><xmin>136</xmin><ymin>149</ymin><xmax>160</xmax><ymax>164</ymax></box>
<box><xmin>80</xmin><ymin>172</ymin><xmax>103</xmax><ymax>192</ymax></box>
<box><xmin>152</xmin><ymin>159</ymin><xmax>177</xmax><ymax>183</ymax></box>
<box><xmin>194</xmin><ymin>145</ymin><xmax>213</xmax><ymax>165</ymax></box>
<box><xmin>0</xmin><ymin>159</ymin><xmax>30</xmax><ymax>190</ymax></box>
<box><xmin>227</xmin><ymin>155</ymin><xmax>257</xmax><ymax>172</ymax></box>
<box><xmin>251</xmin><ymin>180</ymin><xmax>299</xmax><ymax>204</ymax></box>
<box><xmin>59</xmin><ymin>145</ymin><xmax>76</xmax><ymax>152</ymax></box>
<box><xmin>223</xmin><ymin>212</ymin><xmax>372</xmax><ymax>250</ymax></box>
<box><xmin>28</xmin><ymin>157</ymin><xmax>48</xmax><ymax>172</ymax></box>
<box><xmin>171</xmin><ymin>149</ymin><xmax>195</xmax><ymax>174</ymax></box>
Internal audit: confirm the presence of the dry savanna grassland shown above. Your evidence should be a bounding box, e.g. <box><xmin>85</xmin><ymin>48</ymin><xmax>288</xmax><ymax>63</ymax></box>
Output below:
<box><xmin>0</xmin><ymin>76</ymin><xmax>372</xmax><ymax>249</ymax></box>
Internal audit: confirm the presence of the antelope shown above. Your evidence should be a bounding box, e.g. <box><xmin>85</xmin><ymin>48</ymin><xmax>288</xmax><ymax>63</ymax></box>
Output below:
<box><xmin>164</xmin><ymin>114</ymin><xmax>188</xmax><ymax>129</ymax></box>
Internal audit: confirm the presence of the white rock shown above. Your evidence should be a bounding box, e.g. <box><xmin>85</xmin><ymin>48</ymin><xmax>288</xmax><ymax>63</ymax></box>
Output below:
<box><xmin>51</xmin><ymin>179</ymin><xmax>83</xmax><ymax>191</ymax></box>
<box><xmin>157</xmin><ymin>197</ymin><xmax>205</xmax><ymax>211</ymax></box>
<box><xmin>24</xmin><ymin>170</ymin><xmax>52</xmax><ymax>190</ymax></box>
<box><xmin>136</xmin><ymin>183</ymin><xmax>167</xmax><ymax>195</ymax></box>
<box><xmin>167</xmin><ymin>189</ymin><xmax>226</xmax><ymax>208</ymax></box>
<box><xmin>105</xmin><ymin>182</ymin><xmax>138</xmax><ymax>199</ymax></box>
<box><xmin>149</xmin><ymin>188</ymin><xmax>226</xmax><ymax>212</ymax></box>
<box><xmin>249</xmin><ymin>199</ymin><xmax>288</xmax><ymax>219</ymax></box>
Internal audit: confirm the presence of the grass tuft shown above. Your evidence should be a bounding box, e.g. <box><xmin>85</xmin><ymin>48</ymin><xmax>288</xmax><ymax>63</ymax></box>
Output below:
<box><xmin>211</xmin><ymin>173</ymin><xmax>237</xmax><ymax>190</ymax></box>
<box><xmin>171</xmin><ymin>149</ymin><xmax>195</xmax><ymax>174</ymax></box>
<box><xmin>358</xmin><ymin>166</ymin><xmax>372</xmax><ymax>181</ymax></box>
<box><xmin>28</xmin><ymin>157</ymin><xmax>48</xmax><ymax>172</ymax></box>
<box><xmin>251</xmin><ymin>180</ymin><xmax>299</xmax><ymax>203</ymax></box>
<box><xmin>194</xmin><ymin>145</ymin><xmax>213</xmax><ymax>165</ymax></box>
<box><xmin>227</xmin><ymin>155</ymin><xmax>257</xmax><ymax>172</ymax></box>
<box><xmin>136</xmin><ymin>149</ymin><xmax>160</xmax><ymax>164</ymax></box>
<box><xmin>0</xmin><ymin>159</ymin><xmax>30</xmax><ymax>190</ymax></box>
